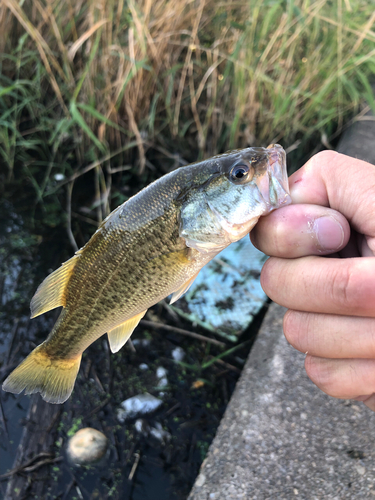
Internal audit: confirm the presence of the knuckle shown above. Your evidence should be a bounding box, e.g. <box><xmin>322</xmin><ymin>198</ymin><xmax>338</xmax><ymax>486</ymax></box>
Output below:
<box><xmin>283</xmin><ymin>310</ymin><xmax>305</xmax><ymax>349</ymax></box>
<box><xmin>360</xmin><ymin>319</ymin><xmax>375</xmax><ymax>358</ymax></box>
<box><xmin>284</xmin><ymin>311</ymin><xmax>319</xmax><ymax>354</ymax></box>
<box><xmin>313</xmin><ymin>150</ymin><xmax>338</xmax><ymax>165</ymax></box>
<box><xmin>311</xmin><ymin>150</ymin><xmax>340</xmax><ymax>174</ymax></box>
<box><xmin>260</xmin><ymin>257</ymin><xmax>289</xmax><ymax>303</ymax></box>
<box><xmin>260</xmin><ymin>258</ymin><xmax>277</xmax><ymax>295</ymax></box>
<box><xmin>304</xmin><ymin>356</ymin><xmax>336</xmax><ymax>395</ymax></box>
<box><xmin>326</xmin><ymin>261</ymin><xmax>356</xmax><ymax>311</ymax></box>
<box><xmin>369</xmin><ymin>322</ymin><xmax>375</xmax><ymax>356</ymax></box>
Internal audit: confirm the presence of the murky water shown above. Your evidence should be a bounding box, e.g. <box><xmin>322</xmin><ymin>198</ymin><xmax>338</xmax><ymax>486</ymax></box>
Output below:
<box><xmin>0</xmin><ymin>199</ymin><xmax>60</xmax><ymax>480</ymax></box>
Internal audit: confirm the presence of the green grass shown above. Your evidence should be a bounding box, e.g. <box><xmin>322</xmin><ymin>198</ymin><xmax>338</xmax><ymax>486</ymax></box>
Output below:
<box><xmin>0</xmin><ymin>0</ymin><xmax>374</xmax><ymax>218</ymax></box>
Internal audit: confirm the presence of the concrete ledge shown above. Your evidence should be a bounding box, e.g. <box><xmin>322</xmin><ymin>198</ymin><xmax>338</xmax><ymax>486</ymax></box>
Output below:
<box><xmin>336</xmin><ymin>106</ymin><xmax>375</xmax><ymax>162</ymax></box>
<box><xmin>188</xmin><ymin>303</ymin><xmax>375</xmax><ymax>500</ymax></box>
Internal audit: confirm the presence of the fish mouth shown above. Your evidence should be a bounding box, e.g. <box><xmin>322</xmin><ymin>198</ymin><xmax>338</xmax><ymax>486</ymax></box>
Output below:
<box><xmin>255</xmin><ymin>144</ymin><xmax>291</xmax><ymax>212</ymax></box>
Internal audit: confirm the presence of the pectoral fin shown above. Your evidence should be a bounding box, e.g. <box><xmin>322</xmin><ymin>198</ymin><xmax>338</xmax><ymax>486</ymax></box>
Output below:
<box><xmin>169</xmin><ymin>272</ymin><xmax>200</xmax><ymax>305</ymax></box>
<box><xmin>30</xmin><ymin>254</ymin><xmax>79</xmax><ymax>318</ymax></box>
<box><xmin>107</xmin><ymin>310</ymin><xmax>147</xmax><ymax>353</ymax></box>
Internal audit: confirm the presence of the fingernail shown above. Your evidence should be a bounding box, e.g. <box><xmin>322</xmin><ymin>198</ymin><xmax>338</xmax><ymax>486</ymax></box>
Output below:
<box><xmin>313</xmin><ymin>216</ymin><xmax>344</xmax><ymax>251</ymax></box>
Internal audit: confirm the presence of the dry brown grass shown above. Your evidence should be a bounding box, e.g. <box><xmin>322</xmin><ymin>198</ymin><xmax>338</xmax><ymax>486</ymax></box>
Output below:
<box><xmin>1</xmin><ymin>0</ymin><xmax>375</xmax><ymax>175</ymax></box>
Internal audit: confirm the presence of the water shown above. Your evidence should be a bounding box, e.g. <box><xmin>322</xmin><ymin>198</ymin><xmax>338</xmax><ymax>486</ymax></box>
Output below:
<box><xmin>0</xmin><ymin>199</ymin><xmax>60</xmax><ymax>480</ymax></box>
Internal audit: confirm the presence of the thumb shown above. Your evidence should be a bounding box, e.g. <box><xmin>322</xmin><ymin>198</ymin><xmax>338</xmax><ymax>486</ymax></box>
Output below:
<box><xmin>289</xmin><ymin>151</ymin><xmax>375</xmax><ymax>239</ymax></box>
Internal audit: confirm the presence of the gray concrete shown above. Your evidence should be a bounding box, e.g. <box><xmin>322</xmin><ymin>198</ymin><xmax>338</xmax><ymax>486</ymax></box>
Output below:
<box><xmin>337</xmin><ymin>105</ymin><xmax>375</xmax><ymax>163</ymax></box>
<box><xmin>189</xmin><ymin>303</ymin><xmax>375</xmax><ymax>500</ymax></box>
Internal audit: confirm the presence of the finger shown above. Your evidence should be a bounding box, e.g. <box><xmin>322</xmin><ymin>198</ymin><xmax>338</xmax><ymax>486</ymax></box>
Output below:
<box><xmin>363</xmin><ymin>235</ymin><xmax>375</xmax><ymax>257</ymax></box>
<box><xmin>251</xmin><ymin>204</ymin><xmax>350</xmax><ymax>258</ymax></box>
<box><xmin>360</xmin><ymin>394</ymin><xmax>375</xmax><ymax>412</ymax></box>
<box><xmin>305</xmin><ymin>355</ymin><xmax>375</xmax><ymax>399</ymax></box>
<box><xmin>289</xmin><ymin>150</ymin><xmax>375</xmax><ymax>238</ymax></box>
<box><xmin>284</xmin><ymin>311</ymin><xmax>375</xmax><ymax>358</ymax></box>
<box><xmin>261</xmin><ymin>256</ymin><xmax>375</xmax><ymax>317</ymax></box>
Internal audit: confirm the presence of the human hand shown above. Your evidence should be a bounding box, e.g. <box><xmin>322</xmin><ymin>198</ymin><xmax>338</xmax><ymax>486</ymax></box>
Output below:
<box><xmin>251</xmin><ymin>151</ymin><xmax>375</xmax><ymax>411</ymax></box>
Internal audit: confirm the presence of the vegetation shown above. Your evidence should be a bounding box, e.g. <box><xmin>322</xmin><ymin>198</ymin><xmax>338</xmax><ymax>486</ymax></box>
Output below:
<box><xmin>0</xmin><ymin>0</ymin><xmax>374</xmax><ymax>212</ymax></box>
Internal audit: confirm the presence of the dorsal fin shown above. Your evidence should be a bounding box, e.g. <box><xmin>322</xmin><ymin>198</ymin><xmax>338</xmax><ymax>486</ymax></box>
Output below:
<box><xmin>30</xmin><ymin>254</ymin><xmax>79</xmax><ymax>318</ymax></box>
<box><xmin>169</xmin><ymin>271</ymin><xmax>200</xmax><ymax>305</ymax></box>
<box><xmin>107</xmin><ymin>310</ymin><xmax>147</xmax><ymax>353</ymax></box>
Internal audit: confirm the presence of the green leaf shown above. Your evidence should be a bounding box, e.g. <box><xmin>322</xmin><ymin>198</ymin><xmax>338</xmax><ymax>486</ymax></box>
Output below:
<box><xmin>0</xmin><ymin>85</ymin><xmax>17</xmax><ymax>97</ymax></box>
<box><xmin>72</xmin><ymin>29</ymin><xmax>102</xmax><ymax>102</ymax></box>
<box><xmin>77</xmin><ymin>103</ymin><xmax>129</xmax><ymax>135</ymax></box>
<box><xmin>49</xmin><ymin>117</ymin><xmax>73</xmax><ymax>146</ymax></box>
<box><xmin>70</xmin><ymin>101</ymin><xmax>106</xmax><ymax>153</ymax></box>
<box><xmin>201</xmin><ymin>341</ymin><xmax>250</xmax><ymax>370</ymax></box>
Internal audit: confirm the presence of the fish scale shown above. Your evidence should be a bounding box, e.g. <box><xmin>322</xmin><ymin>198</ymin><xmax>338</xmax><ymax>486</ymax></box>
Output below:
<box><xmin>2</xmin><ymin>144</ymin><xmax>291</xmax><ymax>403</ymax></box>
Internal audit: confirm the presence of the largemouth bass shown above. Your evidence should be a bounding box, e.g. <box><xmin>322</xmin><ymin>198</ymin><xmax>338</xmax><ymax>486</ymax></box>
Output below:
<box><xmin>2</xmin><ymin>144</ymin><xmax>291</xmax><ymax>403</ymax></box>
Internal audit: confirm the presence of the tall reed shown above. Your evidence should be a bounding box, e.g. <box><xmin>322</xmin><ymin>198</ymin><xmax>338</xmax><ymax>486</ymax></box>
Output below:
<box><xmin>0</xmin><ymin>0</ymin><xmax>374</xmax><ymax>179</ymax></box>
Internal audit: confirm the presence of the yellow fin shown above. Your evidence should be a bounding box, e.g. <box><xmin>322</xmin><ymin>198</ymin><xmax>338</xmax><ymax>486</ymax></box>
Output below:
<box><xmin>2</xmin><ymin>343</ymin><xmax>81</xmax><ymax>404</ymax></box>
<box><xmin>107</xmin><ymin>310</ymin><xmax>147</xmax><ymax>353</ymax></box>
<box><xmin>30</xmin><ymin>255</ymin><xmax>79</xmax><ymax>318</ymax></box>
<box><xmin>169</xmin><ymin>272</ymin><xmax>200</xmax><ymax>305</ymax></box>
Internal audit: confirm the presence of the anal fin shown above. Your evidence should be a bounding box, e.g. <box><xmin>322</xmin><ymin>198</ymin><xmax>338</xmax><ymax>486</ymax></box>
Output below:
<box><xmin>169</xmin><ymin>271</ymin><xmax>200</xmax><ymax>305</ymax></box>
<box><xmin>31</xmin><ymin>254</ymin><xmax>79</xmax><ymax>318</ymax></box>
<box><xmin>107</xmin><ymin>310</ymin><xmax>147</xmax><ymax>353</ymax></box>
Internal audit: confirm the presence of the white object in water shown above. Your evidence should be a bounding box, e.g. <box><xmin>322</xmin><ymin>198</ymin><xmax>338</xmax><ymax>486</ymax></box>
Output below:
<box><xmin>67</xmin><ymin>427</ymin><xmax>108</xmax><ymax>466</ymax></box>
<box><xmin>117</xmin><ymin>393</ymin><xmax>163</xmax><ymax>423</ymax></box>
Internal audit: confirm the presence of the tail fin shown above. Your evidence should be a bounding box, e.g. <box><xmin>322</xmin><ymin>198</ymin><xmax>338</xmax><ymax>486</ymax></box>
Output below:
<box><xmin>2</xmin><ymin>344</ymin><xmax>81</xmax><ymax>404</ymax></box>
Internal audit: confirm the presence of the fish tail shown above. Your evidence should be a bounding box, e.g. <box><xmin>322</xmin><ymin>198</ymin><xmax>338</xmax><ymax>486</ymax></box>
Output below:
<box><xmin>2</xmin><ymin>343</ymin><xmax>81</xmax><ymax>404</ymax></box>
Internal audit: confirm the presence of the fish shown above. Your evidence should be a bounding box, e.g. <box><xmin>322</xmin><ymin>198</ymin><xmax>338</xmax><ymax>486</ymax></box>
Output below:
<box><xmin>2</xmin><ymin>144</ymin><xmax>291</xmax><ymax>404</ymax></box>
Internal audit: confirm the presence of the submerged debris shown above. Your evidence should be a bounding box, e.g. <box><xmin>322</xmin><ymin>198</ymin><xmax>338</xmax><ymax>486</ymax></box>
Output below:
<box><xmin>156</xmin><ymin>366</ymin><xmax>168</xmax><ymax>387</ymax></box>
<box><xmin>134</xmin><ymin>419</ymin><xmax>171</xmax><ymax>445</ymax></box>
<box><xmin>67</xmin><ymin>428</ymin><xmax>108</xmax><ymax>466</ymax></box>
<box><xmin>149</xmin><ymin>422</ymin><xmax>171</xmax><ymax>444</ymax></box>
<box><xmin>117</xmin><ymin>393</ymin><xmax>163</xmax><ymax>423</ymax></box>
<box><xmin>172</xmin><ymin>347</ymin><xmax>185</xmax><ymax>362</ymax></box>
<box><xmin>134</xmin><ymin>419</ymin><xmax>151</xmax><ymax>437</ymax></box>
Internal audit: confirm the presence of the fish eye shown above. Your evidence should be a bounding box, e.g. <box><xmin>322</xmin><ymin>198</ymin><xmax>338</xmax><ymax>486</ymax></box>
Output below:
<box><xmin>229</xmin><ymin>162</ymin><xmax>254</xmax><ymax>184</ymax></box>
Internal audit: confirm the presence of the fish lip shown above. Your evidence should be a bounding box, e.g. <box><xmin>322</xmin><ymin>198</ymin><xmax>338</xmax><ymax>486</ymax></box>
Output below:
<box><xmin>256</xmin><ymin>144</ymin><xmax>291</xmax><ymax>212</ymax></box>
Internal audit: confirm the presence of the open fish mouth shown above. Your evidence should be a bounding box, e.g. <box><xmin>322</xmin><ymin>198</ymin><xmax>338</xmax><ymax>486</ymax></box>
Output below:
<box><xmin>256</xmin><ymin>143</ymin><xmax>291</xmax><ymax>212</ymax></box>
